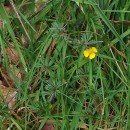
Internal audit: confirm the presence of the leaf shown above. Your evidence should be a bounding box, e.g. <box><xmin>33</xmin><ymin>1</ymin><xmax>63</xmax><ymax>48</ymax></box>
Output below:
<box><xmin>0</xmin><ymin>83</ymin><xmax>17</xmax><ymax>109</ymax></box>
<box><xmin>72</xmin><ymin>0</ymin><xmax>125</xmax><ymax>45</ymax></box>
<box><xmin>0</xmin><ymin>3</ymin><xmax>27</xmax><ymax>70</ymax></box>
<box><xmin>11</xmin><ymin>118</ymin><xmax>22</xmax><ymax>130</ymax></box>
<box><xmin>92</xmin><ymin>2</ymin><xmax>125</xmax><ymax>45</ymax></box>
<box><xmin>5</xmin><ymin>48</ymin><xmax>20</xmax><ymax>64</ymax></box>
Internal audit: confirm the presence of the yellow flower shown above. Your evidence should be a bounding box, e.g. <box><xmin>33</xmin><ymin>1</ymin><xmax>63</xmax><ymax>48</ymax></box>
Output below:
<box><xmin>89</xmin><ymin>53</ymin><xmax>95</xmax><ymax>59</ymax></box>
<box><xmin>83</xmin><ymin>47</ymin><xmax>97</xmax><ymax>60</ymax></box>
<box><xmin>83</xmin><ymin>49</ymin><xmax>89</xmax><ymax>57</ymax></box>
<box><xmin>91</xmin><ymin>47</ymin><xmax>97</xmax><ymax>53</ymax></box>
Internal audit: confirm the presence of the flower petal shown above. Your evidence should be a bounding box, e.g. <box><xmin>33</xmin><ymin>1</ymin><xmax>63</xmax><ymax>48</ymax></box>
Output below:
<box><xmin>83</xmin><ymin>50</ymin><xmax>89</xmax><ymax>57</ymax></box>
<box><xmin>91</xmin><ymin>47</ymin><xmax>97</xmax><ymax>53</ymax></box>
<box><xmin>89</xmin><ymin>53</ymin><xmax>95</xmax><ymax>59</ymax></box>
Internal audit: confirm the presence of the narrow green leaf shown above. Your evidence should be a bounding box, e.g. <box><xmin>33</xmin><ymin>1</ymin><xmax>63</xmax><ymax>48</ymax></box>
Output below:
<box><xmin>11</xmin><ymin>118</ymin><xmax>22</xmax><ymax>130</ymax></box>
<box><xmin>0</xmin><ymin>3</ymin><xmax>27</xmax><ymax>70</ymax></box>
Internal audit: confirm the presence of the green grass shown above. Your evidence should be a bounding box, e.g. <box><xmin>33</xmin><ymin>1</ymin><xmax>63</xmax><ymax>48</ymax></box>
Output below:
<box><xmin>0</xmin><ymin>0</ymin><xmax>130</xmax><ymax>129</ymax></box>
